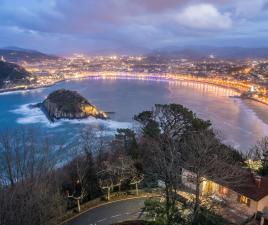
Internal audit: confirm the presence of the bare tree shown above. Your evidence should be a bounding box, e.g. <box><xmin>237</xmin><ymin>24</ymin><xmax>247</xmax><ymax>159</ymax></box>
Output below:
<box><xmin>248</xmin><ymin>136</ymin><xmax>268</xmax><ymax>160</ymax></box>
<box><xmin>97</xmin><ymin>148</ymin><xmax>140</xmax><ymax>200</ymax></box>
<box><xmin>181</xmin><ymin>129</ymin><xmax>247</xmax><ymax>223</ymax></box>
<box><xmin>247</xmin><ymin>136</ymin><xmax>268</xmax><ymax>176</ymax></box>
<box><xmin>129</xmin><ymin>168</ymin><xmax>144</xmax><ymax>196</ymax></box>
<box><xmin>0</xmin><ymin>128</ymin><xmax>64</xmax><ymax>225</ymax></box>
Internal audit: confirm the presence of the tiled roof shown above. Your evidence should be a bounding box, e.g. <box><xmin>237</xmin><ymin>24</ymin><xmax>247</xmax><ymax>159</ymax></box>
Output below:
<box><xmin>229</xmin><ymin>174</ymin><xmax>268</xmax><ymax>201</ymax></box>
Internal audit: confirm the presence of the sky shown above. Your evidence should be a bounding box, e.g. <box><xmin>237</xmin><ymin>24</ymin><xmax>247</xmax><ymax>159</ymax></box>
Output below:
<box><xmin>0</xmin><ymin>0</ymin><xmax>268</xmax><ymax>54</ymax></box>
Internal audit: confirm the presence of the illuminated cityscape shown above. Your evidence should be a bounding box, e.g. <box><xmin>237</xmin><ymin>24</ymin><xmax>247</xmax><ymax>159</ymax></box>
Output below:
<box><xmin>2</xmin><ymin>0</ymin><xmax>268</xmax><ymax>225</ymax></box>
<box><xmin>2</xmin><ymin>54</ymin><xmax>267</xmax><ymax>105</ymax></box>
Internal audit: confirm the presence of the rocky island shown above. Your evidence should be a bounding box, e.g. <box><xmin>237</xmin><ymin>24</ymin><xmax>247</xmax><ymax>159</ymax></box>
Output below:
<box><xmin>37</xmin><ymin>89</ymin><xmax>107</xmax><ymax>121</ymax></box>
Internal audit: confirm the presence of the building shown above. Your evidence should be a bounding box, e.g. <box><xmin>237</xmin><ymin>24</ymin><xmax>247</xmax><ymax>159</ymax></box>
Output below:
<box><xmin>0</xmin><ymin>56</ymin><xmax>5</xmax><ymax>62</ymax></box>
<box><xmin>182</xmin><ymin>168</ymin><xmax>268</xmax><ymax>223</ymax></box>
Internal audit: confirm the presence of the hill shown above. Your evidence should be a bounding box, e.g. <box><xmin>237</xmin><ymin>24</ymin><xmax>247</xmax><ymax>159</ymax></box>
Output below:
<box><xmin>0</xmin><ymin>61</ymin><xmax>33</xmax><ymax>89</ymax></box>
<box><xmin>0</xmin><ymin>47</ymin><xmax>59</xmax><ymax>63</ymax></box>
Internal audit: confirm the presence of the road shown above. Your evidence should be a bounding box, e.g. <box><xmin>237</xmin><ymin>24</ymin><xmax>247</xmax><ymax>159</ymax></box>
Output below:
<box><xmin>63</xmin><ymin>198</ymin><xmax>147</xmax><ymax>225</ymax></box>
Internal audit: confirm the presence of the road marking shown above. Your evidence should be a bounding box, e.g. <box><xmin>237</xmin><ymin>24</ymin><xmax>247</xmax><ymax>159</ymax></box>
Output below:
<box><xmin>111</xmin><ymin>214</ymin><xmax>121</xmax><ymax>218</ymax></box>
<box><xmin>97</xmin><ymin>218</ymin><xmax>107</xmax><ymax>223</ymax></box>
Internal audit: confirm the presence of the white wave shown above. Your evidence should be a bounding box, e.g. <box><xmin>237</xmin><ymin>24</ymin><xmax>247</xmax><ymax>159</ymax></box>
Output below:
<box><xmin>10</xmin><ymin>103</ymin><xmax>132</xmax><ymax>131</ymax></box>
<box><xmin>10</xmin><ymin>103</ymin><xmax>62</xmax><ymax>128</ymax></box>
<box><xmin>62</xmin><ymin>117</ymin><xmax>132</xmax><ymax>130</ymax></box>
<box><xmin>0</xmin><ymin>88</ymin><xmax>46</xmax><ymax>96</ymax></box>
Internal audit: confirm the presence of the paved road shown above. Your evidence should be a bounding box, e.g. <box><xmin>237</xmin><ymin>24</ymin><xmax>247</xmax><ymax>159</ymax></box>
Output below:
<box><xmin>63</xmin><ymin>198</ymin><xmax>147</xmax><ymax>225</ymax></box>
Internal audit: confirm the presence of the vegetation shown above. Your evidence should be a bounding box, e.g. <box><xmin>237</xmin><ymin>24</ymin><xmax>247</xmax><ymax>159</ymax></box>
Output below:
<box><xmin>134</xmin><ymin>104</ymin><xmax>244</xmax><ymax>225</ymax></box>
<box><xmin>0</xmin><ymin>47</ymin><xmax>59</xmax><ymax>63</ymax></box>
<box><xmin>0</xmin><ymin>61</ymin><xmax>32</xmax><ymax>88</ymax></box>
<box><xmin>42</xmin><ymin>89</ymin><xmax>107</xmax><ymax>120</ymax></box>
<box><xmin>45</xmin><ymin>89</ymin><xmax>91</xmax><ymax>113</ymax></box>
<box><xmin>0</xmin><ymin>129</ymin><xmax>64</xmax><ymax>225</ymax></box>
<box><xmin>247</xmin><ymin>136</ymin><xmax>268</xmax><ymax>176</ymax></box>
<box><xmin>111</xmin><ymin>221</ymin><xmax>157</xmax><ymax>225</ymax></box>
<box><xmin>0</xmin><ymin>103</ymin><xmax>255</xmax><ymax>225</ymax></box>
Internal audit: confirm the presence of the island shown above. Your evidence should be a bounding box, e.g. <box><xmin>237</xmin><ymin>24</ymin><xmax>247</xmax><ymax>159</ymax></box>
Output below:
<box><xmin>37</xmin><ymin>89</ymin><xmax>107</xmax><ymax>121</ymax></box>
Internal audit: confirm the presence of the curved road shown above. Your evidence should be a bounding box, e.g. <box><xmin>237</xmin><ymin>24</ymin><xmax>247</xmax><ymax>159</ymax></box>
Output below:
<box><xmin>63</xmin><ymin>198</ymin><xmax>147</xmax><ymax>225</ymax></box>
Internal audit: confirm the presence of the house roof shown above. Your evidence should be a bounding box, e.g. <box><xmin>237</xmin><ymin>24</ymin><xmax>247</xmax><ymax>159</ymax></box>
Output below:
<box><xmin>183</xmin><ymin>167</ymin><xmax>268</xmax><ymax>202</ymax></box>
<box><xmin>228</xmin><ymin>174</ymin><xmax>268</xmax><ymax>202</ymax></box>
<box><xmin>212</xmin><ymin>167</ymin><xmax>268</xmax><ymax>202</ymax></box>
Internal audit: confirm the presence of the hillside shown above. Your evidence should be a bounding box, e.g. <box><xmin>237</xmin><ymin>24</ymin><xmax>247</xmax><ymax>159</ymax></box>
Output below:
<box><xmin>0</xmin><ymin>61</ymin><xmax>33</xmax><ymax>89</ymax></box>
<box><xmin>0</xmin><ymin>47</ymin><xmax>59</xmax><ymax>63</ymax></box>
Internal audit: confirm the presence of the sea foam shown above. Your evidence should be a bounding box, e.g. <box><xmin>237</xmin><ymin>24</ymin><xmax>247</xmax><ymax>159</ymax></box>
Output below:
<box><xmin>10</xmin><ymin>103</ymin><xmax>132</xmax><ymax>131</ymax></box>
<box><xmin>10</xmin><ymin>103</ymin><xmax>62</xmax><ymax>128</ymax></box>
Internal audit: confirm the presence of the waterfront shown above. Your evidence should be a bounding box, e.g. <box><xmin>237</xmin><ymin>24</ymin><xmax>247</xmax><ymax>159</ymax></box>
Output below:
<box><xmin>1</xmin><ymin>76</ymin><xmax>268</xmax><ymax>153</ymax></box>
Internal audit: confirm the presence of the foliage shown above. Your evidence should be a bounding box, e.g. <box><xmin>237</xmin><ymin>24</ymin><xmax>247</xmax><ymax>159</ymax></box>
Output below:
<box><xmin>0</xmin><ymin>103</ymin><xmax>258</xmax><ymax>225</ymax></box>
<box><xmin>258</xmin><ymin>161</ymin><xmax>268</xmax><ymax>176</ymax></box>
<box><xmin>143</xmin><ymin>199</ymin><xmax>233</xmax><ymax>225</ymax></box>
<box><xmin>144</xmin><ymin>199</ymin><xmax>185</xmax><ymax>225</ymax></box>
<box><xmin>134</xmin><ymin>104</ymin><xmax>211</xmax><ymax>139</ymax></box>
<box><xmin>115</xmin><ymin>128</ymin><xmax>140</xmax><ymax>160</ymax></box>
<box><xmin>192</xmin><ymin>208</ymin><xmax>233</xmax><ymax>225</ymax></box>
<box><xmin>45</xmin><ymin>89</ymin><xmax>92</xmax><ymax>114</ymax></box>
<box><xmin>111</xmin><ymin>221</ymin><xmax>158</xmax><ymax>225</ymax></box>
<box><xmin>0</xmin><ymin>61</ymin><xmax>31</xmax><ymax>88</ymax></box>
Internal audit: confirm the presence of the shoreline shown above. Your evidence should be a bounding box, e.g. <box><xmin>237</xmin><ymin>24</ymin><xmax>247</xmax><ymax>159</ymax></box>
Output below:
<box><xmin>1</xmin><ymin>73</ymin><xmax>267</xmax><ymax>106</ymax></box>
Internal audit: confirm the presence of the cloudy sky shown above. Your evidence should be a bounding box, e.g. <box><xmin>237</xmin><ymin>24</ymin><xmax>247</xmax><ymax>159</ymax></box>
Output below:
<box><xmin>0</xmin><ymin>0</ymin><xmax>268</xmax><ymax>54</ymax></box>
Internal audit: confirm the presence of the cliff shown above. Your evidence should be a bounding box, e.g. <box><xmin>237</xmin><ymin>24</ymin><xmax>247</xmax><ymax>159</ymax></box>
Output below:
<box><xmin>41</xmin><ymin>89</ymin><xmax>107</xmax><ymax>121</ymax></box>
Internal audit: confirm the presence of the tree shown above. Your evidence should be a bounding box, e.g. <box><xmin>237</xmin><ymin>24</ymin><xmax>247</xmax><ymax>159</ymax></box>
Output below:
<box><xmin>129</xmin><ymin>168</ymin><xmax>144</xmax><ymax>196</ymax></box>
<box><xmin>62</xmin><ymin>127</ymin><xmax>106</xmax><ymax>210</ymax></box>
<box><xmin>135</xmin><ymin>104</ymin><xmax>211</xmax><ymax>225</ymax></box>
<box><xmin>97</xmin><ymin>150</ymin><xmax>137</xmax><ymax>199</ymax></box>
<box><xmin>248</xmin><ymin>136</ymin><xmax>268</xmax><ymax>176</ymax></box>
<box><xmin>0</xmin><ymin>128</ymin><xmax>64</xmax><ymax>225</ymax></box>
<box><xmin>181</xmin><ymin>129</ymin><xmax>247</xmax><ymax>224</ymax></box>
<box><xmin>115</xmin><ymin>128</ymin><xmax>139</xmax><ymax>159</ymax></box>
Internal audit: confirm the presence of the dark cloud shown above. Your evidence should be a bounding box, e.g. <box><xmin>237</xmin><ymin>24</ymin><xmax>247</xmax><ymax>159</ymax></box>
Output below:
<box><xmin>0</xmin><ymin>0</ymin><xmax>268</xmax><ymax>54</ymax></box>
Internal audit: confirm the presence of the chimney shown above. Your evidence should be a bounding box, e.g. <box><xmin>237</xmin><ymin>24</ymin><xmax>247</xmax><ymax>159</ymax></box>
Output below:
<box><xmin>254</xmin><ymin>175</ymin><xmax>262</xmax><ymax>188</ymax></box>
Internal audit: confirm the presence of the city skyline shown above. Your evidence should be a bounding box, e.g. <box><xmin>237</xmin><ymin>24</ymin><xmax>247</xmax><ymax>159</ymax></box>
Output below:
<box><xmin>1</xmin><ymin>0</ymin><xmax>268</xmax><ymax>54</ymax></box>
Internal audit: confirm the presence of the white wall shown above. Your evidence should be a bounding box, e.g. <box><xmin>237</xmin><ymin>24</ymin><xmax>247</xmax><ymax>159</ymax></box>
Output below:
<box><xmin>258</xmin><ymin>196</ymin><xmax>268</xmax><ymax>213</ymax></box>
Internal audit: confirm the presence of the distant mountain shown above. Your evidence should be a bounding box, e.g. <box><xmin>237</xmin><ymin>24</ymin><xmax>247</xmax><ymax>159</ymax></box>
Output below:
<box><xmin>0</xmin><ymin>46</ymin><xmax>59</xmax><ymax>63</ymax></box>
<box><xmin>0</xmin><ymin>61</ymin><xmax>33</xmax><ymax>89</ymax></box>
<box><xmin>2</xmin><ymin>46</ymin><xmax>39</xmax><ymax>53</ymax></box>
<box><xmin>151</xmin><ymin>46</ymin><xmax>268</xmax><ymax>60</ymax></box>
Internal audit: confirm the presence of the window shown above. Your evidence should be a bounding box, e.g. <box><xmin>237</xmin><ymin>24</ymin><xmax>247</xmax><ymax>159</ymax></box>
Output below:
<box><xmin>186</xmin><ymin>175</ymin><xmax>195</xmax><ymax>183</ymax></box>
<box><xmin>238</xmin><ymin>195</ymin><xmax>251</xmax><ymax>207</ymax></box>
<box><xmin>218</xmin><ymin>186</ymin><xmax>229</xmax><ymax>197</ymax></box>
<box><xmin>203</xmin><ymin>181</ymin><xmax>217</xmax><ymax>194</ymax></box>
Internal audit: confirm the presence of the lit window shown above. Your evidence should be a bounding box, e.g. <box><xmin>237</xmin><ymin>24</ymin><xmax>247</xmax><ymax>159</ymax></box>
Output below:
<box><xmin>218</xmin><ymin>186</ymin><xmax>229</xmax><ymax>196</ymax></box>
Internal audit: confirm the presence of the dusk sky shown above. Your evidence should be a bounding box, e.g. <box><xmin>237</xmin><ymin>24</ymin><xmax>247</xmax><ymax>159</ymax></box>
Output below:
<box><xmin>1</xmin><ymin>0</ymin><xmax>268</xmax><ymax>54</ymax></box>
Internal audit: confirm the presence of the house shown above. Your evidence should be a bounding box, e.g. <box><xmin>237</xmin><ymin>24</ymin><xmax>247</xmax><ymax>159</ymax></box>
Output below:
<box><xmin>182</xmin><ymin>168</ymin><xmax>268</xmax><ymax>222</ymax></box>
